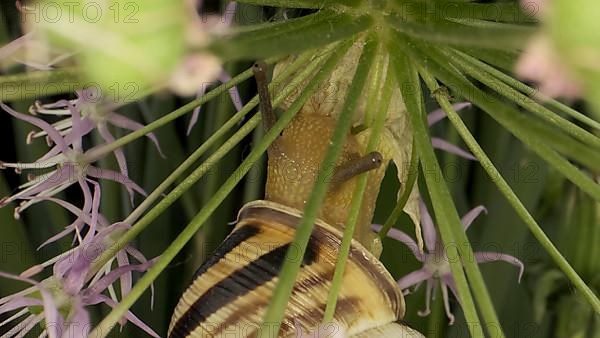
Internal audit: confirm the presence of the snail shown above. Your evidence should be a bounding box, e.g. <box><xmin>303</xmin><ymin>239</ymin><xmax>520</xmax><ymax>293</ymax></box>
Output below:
<box><xmin>168</xmin><ymin>60</ymin><xmax>424</xmax><ymax>337</ymax></box>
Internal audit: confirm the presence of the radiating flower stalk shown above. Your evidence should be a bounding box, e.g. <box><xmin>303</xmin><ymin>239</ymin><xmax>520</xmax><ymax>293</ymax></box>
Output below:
<box><xmin>0</xmin><ymin>0</ymin><xmax>599</xmax><ymax>337</ymax></box>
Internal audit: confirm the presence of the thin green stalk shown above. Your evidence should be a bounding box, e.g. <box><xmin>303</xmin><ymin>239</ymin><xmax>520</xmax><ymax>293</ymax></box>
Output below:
<box><xmin>363</xmin><ymin>48</ymin><xmax>386</xmax><ymax>126</ymax></box>
<box><xmin>234</xmin><ymin>0</ymin><xmax>358</xmax><ymax>8</ymax></box>
<box><xmin>389</xmin><ymin>40</ymin><xmax>487</xmax><ymax>338</ymax></box>
<box><xmin>435</xmin><ymin>2</ymin><xmax>535</xmax><ymax>23</ymax></box>
<box><xmin>259</xmin><ymin>37</ymin><xmax>372</xmax><ymax>337</ymax></box>
<box><xmin>449</xmin><ymin>49</ymin><xmax>600</xmax><ymax>131</ymax></box>
<box><xmin>124</xmin><ymin>51</ymin><xmax>317</xmax><ymax>224</ymax></box>
<box><xmin>414</xmin><ymin>43</ymin><xmax>600</xmax><ymax>202</ymax></box>
<box><xmin>89</xmin><ymin>42</ymin><xmax>348</xmax><ymax>338</ymax></box>
<box><xmin>418</xmin><ymin>66</ymin><xmax>600</xmax><ymax>314</ymax></box>
<box><xmin>379</xmin><ymin>138</ymin><xmax>418</xmax><ymax>239</ymax></box>
<box><xmin>211</xmin><ymin>10</ymin><xmax>372</xmax><ymax>61</ymax></box>
<box><xmin>418</xmin><ymin>44</ymin><xmax>600</xmax><ymax>172</ymax></box>
<box><xmin>85</xmin><ymin>57</ymin><xmax>279</xmax><ymax>162</ymax></box>
<box><xmin>90</xmin><ymin>48</ymin><xmax>328</xmax><ymax>279</ymax></box>
<box><xmin>443</xmin><ymin>48</ymin><xmax>600</xmax><ymax>149</ymax></box>
<box><xmin>385</xmin><ymin>14</ymin><xmax>532</xmax><ymax>50</ymax></box>
<box><xmin>396</xmin><ymin>50</ymin><xmax>504</xmax><ymax>337</ymax></box>
<box><xmin>323</xmin><ymin>52</ymin><xmax>392</xmax><ymax>322</ymax></box>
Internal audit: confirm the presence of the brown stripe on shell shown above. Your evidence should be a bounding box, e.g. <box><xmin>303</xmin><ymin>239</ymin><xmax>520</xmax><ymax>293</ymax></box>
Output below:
<box><xmin>240</xmin><ymin>201</ymin><xmax>404</xmax><ymax>319</ymax></box>
<box><xmin>169</xmin><ymin>200</ymin><xmax>405</xmax><ymax>337</ymax></box>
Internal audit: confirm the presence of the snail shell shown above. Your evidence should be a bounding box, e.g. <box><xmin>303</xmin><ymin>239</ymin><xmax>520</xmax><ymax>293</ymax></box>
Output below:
<box><xmin>168</xmin><ymin>200</ymin><xmax>423</xmax><ymax>337</ymax></box>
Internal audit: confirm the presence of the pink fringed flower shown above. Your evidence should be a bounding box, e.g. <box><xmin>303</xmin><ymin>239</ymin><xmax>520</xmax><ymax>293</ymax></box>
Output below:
<box><xmin>0</xmin><ymin>100</ymin><xmax>148</xmax><ymax>216</ymax></box>
<box><xmin>515</xmin><ymin>0</ymin><xmax>584</xmax><ymax>99</ymax></box>
<box><xmin>0</xmin><ymin>182</ymin><xmax>158</xmax><ymax>338</ymax></box>
<box><xmin>179</xmin><ymin>0</ymin><xmax>244</xmax><ymax>133</ymax></box>
<box><xmin>373</xmin><ymin>201</ymin><xmax>524</xmax><ymax>325</ymax></box>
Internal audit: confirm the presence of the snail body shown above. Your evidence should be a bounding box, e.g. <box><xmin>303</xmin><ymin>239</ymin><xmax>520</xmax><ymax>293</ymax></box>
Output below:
<box><xmin>169</xmin><ymin>59</ymin><xmax>424</xmax><ymax>337</ymax></box>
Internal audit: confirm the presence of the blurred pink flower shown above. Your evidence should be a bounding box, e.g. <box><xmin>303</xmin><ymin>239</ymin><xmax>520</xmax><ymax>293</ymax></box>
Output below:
<box><xmin>178</xmin><ymin>1</ymin><xmax>244</xmax><ymax>133</ymax></box>
<box><xmin>373</xmin><ymin>201</ymin><xmax>524</xmax><ymax>324</ymax></box>
<box><xmin>516</xmin><ymin>35</ymin><xmax>583</xmax><ymax>99</ymax></box>
<box><xmin>516</xmin><ymin>0</ymin><xmax>584</xmax><ymax>99</ymax></box>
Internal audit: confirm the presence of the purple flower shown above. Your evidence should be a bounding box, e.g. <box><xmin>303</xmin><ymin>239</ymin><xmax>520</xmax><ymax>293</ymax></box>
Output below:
<box><xmin>373</xmin><ymin>201</ymin><xmax>524</xmax><ymax>324</ymax></box>
<box><xmin>429</xmin><ymin>102</ymin><xmax>476</xmax><ymax>161</ymax></box>
<box><xmin>0</xmin><ymin>99</ymin><xmax>148</xmax><ymax>216</ymax></box>
<box><xmin>0</xmin><ymin>184</ymin><xmax>158</xmax><ymax>337</ymax></box>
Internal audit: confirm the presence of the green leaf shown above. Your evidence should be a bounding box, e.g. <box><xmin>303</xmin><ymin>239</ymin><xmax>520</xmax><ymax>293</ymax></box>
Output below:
<box><xmin>386</xmin><ymin>15</ymin><xmax>533</xmax><ymax>50</ymax></box>
<box><xmin>235</xmin><ymin>0</ymin><xmax>361</xmax><ymax>8</ymax></box>
<box><xmin>211</xmin><ymin>10</ymin><xmax>373</xmax><ymax>61</ymax></box>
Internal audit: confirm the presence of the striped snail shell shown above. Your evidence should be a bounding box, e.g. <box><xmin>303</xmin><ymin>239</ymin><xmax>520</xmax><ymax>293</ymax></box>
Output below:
<box><xmin>168</xmin><ymin>200</ymin><xmax>423</xmax><ymax>338</ymax></box>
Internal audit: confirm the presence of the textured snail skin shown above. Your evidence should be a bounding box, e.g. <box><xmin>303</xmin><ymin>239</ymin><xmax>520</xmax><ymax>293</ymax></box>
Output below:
<box><xmin>168</xmin><ymin>201</ymin><xmax>424</xmax><ymax>338</ymax></box>
<box><xmin>265</xmin><ymin>112</ymin><xmax>387</xmax><ymax>256</ymax></box>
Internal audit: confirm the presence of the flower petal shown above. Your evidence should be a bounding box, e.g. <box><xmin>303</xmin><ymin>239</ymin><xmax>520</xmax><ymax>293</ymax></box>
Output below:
<box><xmin>218</xmin><ymin>71</ymin><xmax>244</xmax><ymax>112</ymax></box>
<box><xmin>474</xmin><ymin>252</ymin><xmax>525</xmax><ymax>282</ymax></box>
<box><xmin>97</xmin><ymin>123</ymin><xmax>129</xmax><ymax>179</ymax></box>
<box><xmin>88</xmin><ymin>295</ymin><xmax>160</xmax><ymax>338</ymax></box>
<box><xmin>427</xmin><ymin>102</ymin><xmax>471</xmax><ymax>126</ymax></box>
<box><xmin>431</xmin><ymin>137</ymin><xmax>477</xmax><ymax>161</ymax></box>
<box><xmin>440</xmin><ymin>282</ymin><xmax>455</xmax><ymax>325</ymax></box>
<box><xmin>86</xmin><ymin>166</ymin><xmax>146</xmax><ymax>205</ymax></box>
<box><xmin>0</xmin><ymin>33</ymin><xmax>32</xmax><ymax>60</ymax></box>
<box><xmin>187</xmin><ymin>84</ymin><xmax>208</xmax><ymax>135</ymax></box>
<box><xmin>82</xmin><ymin>258</ymin><xmax>155</xmax><ymax>299</ymax></box>
<box><xmin>0</xmin><ymin>297</ymin><xmax>42</xmax><ymax>315</ymax></box>
<box><xmin>461</xmin><ymin>205</ymin><xmax>487</xmax><ymax>231</ymax></box>
<box><xmin>397</xmin><ymin>269</ymin><xmax>433</xmax><ymax>290</ymax></box>
<box><xmin>419</xmin><ymin>200</ymin><xmax>437</xmax><ymax>252</ymax></box>
<box><xmin>222</xmin><ymin>1</ymin><xmax>237</xmax><ymax>26</ymax></box>
<box><xmin>0</xmin><ymin>272</ymin><xmax>62</xmax><ymax>338</ymax></box>
<box><xmin>0</xmin><ymin>102</ymin><xmax>69</xmax><ymax>152</ymax></box>
<box><xmin>108</xmin><ymin>113</ymin><xmax>164</xmax><ymax>157</ymax></box>
<box><xmin>372</xmin><ymin>224</ymin><xmax>423</xmax><ymax>261</ymax></box>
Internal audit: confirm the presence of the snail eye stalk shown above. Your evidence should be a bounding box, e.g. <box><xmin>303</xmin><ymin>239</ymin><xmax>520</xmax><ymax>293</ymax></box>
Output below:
<box><xmin>329</xmin><ymin>151</ymin><xmax>383</xmax><ymax>190</ymax></box>
<box><xmin>253</xmin><ymin>61</ymin><xmax>277</xmax><ymax>133</ymax></box>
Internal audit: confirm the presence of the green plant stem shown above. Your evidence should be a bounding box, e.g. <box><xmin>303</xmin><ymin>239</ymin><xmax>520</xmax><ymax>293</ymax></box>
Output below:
<box><xmin>233</xmin><ymin>0</ymin><xmax>358</xmax><ymax>8</ymax></box>
<box><xmin>418</xmin><ymin>66</ymin><xmax>600</xmax><ymax>314</ymax></box>
<box><xmin>449</xmin><ymin>49</ymin><xmax>600</xmax><ymax>131</ymax></box>
<box><xmin>89</xmin><ymin>42</ymin><xmax>348</xmax><ymax>338</ymax></box>
<box><xmin>443</xmin><ymin>48</ymin><xmax>600</xmax><ymax>149</ymax></box>
<box><xmin>259</xmin><ymin>37</ymin><xmax>371</xmax><ymax>337</ymax></box>
<box><xmin>211</xmin><ymin>10</ymin><xmax>372</xmax><ymax>61</ymax></box>
<box><xmin>385</xmin><ymin>15</ymin><xmax>532</xmax><ymax>50</ymax></box>
<box><xmin>124</xmin><ymin>52</ymin><xmax>315</xmax><ymax>224</ymax></box>
<box><xmin>85</xmin><ymin>57</ymin><xmax>279</xmax><ymax>162</ymax></box>
<box><xmin>418</xmin><ymin>44</ymin><xmax>600</xmax><ymax>173</ymax></box>
<box><xmin>390</xmin><ymin>41</ymin><xmax>488</xmax><ymax>338</ymax></box>
<box><xmin>414</xmin><ymin>42</ymin><xmax>600</xmax><ymax>202</ymax></box>
<box><xmin>323</xmin><ymin>50</ymin><xmax>392</xmax><ymax>322</ymax></box>
<box><xmin>88</xmin><ymin>49</ymin><xmax>329</xmax><ymax>282</ymax></box>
